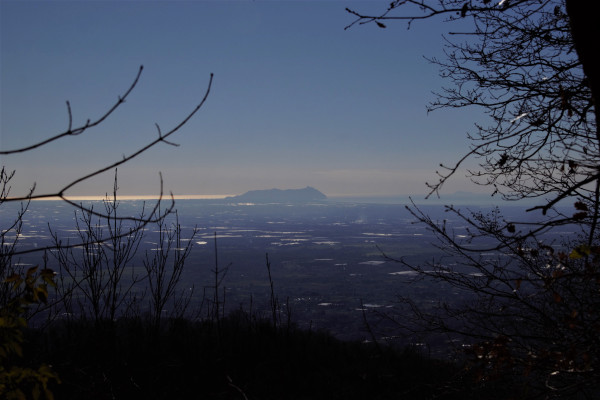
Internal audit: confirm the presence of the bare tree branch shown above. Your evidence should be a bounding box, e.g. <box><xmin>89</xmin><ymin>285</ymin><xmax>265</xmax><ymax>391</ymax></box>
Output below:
<box><xmin>349</xmin><ymin>2</ymin><xmax>600</xmax><ymax>396</ymax></box>
<box><xmin>1</xmin><ymin>66</ymin><xmax>144</xmax><ymax>155</ymax></box>
<box><xmin>1</xmin><ymin>68</ymin><xmax>213</xmax><ymax>257</ymax></box>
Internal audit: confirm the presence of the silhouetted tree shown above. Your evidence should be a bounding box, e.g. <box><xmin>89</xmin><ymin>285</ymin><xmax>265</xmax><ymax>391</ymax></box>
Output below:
<box><xmin>347</xmin><ymin>1</ymin><xmax>600</xmax><ymax>397</ymax></box>
<box><xmin>143</xmin><ymin>208</ymin><xmax>197</xmax><ymax>332</ymax></box>
<box><xmin>1</xmin><ymin>65</ymin><xmax>211</xmax><ymax>277</ymax></box>
<box><xmin>1</xmin><ymin>66</ymin><xmax>212</xmax><ymax>257</ymax></box>
<box><xmin>0</xmin><ymin>67</ymin><xmax>211</xmax><ymax>396</ymax></box>
<box><xmin>1</xmin><ymin>67</ymin><xmax>211</xmax><ymax>321</ymax></box>
<box><xmin>50</xmin><ymin>171</ymin><xmax>147</xmax><ymax>325</ymax></box>
<box><xmin>348</xmin><ymin>1</ymin><xmax>597</xmax><ymax>214</ymax></box>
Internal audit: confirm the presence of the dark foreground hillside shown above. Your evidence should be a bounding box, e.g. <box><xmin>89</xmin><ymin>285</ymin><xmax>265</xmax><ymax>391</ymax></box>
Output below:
<box><xmin>23</xmin><ymin>312</ymin><xmax>511</xmax><ymax>400</ymax></box>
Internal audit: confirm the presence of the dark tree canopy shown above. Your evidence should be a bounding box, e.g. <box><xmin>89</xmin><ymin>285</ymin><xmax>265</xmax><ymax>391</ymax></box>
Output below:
<box><xmin>0</xmin><ymin>68</ymin><xmax>212</xmax><ymax>399</ymax></box>
<box><xmin>348</xmin><ymin>1</ymin><xmax>598</xmax><ymax>217</ymax></box>
<box><xmin>347</xmin><ymin>1</ymin><xmax>600</xmax><ymax>398</ymax></box>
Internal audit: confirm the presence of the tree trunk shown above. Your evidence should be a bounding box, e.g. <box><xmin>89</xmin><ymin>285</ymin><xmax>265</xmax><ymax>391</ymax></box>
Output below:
<box><xmin>566</xmin><ymin>0</ymin><xmax>600</xmax><ymax>128</ymax></box>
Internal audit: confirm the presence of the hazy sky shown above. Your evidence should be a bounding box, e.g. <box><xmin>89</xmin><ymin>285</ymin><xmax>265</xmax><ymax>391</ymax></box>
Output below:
<box><xmin>1</xmin><ymin>0</ymin><xmax>484</xmax><ymax>198</ymax></box>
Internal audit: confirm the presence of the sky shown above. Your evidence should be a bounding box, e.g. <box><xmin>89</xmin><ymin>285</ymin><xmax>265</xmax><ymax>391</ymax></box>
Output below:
<box><xmin>1</xmin><ymin>0</ymin><xmax>484</xmax><ymax>199</ymax></box>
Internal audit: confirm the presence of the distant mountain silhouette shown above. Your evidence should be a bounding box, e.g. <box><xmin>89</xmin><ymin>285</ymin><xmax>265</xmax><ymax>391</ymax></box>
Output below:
<box><xmin>225</xmin><ymin>187</ymin><xmax>326</xmax><ymax>203</ymax></box>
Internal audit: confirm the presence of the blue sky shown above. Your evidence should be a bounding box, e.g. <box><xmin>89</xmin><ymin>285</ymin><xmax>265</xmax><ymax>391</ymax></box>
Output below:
<box><xmin>1</xmin><ymin>0</ymin><xmax>482</xmax><ymax>198</ymax></box>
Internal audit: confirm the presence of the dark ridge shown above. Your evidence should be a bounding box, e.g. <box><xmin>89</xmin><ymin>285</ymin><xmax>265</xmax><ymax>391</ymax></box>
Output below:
<box><xmin>28</xmin><ymin>313</ymin><xmax>508</xmax><ymax>400</ymax></box>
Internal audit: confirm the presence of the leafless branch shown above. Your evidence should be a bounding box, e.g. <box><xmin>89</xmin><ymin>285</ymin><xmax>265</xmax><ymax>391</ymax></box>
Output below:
<box><xmin>1</xmin><ymin>66</ymin><xmax>144</xmax><ymax>155</ymax></box>
<box><xmin>2</xmin><ymin>69</ymin><xmax>213</xmax><ymax>257</ymax></box>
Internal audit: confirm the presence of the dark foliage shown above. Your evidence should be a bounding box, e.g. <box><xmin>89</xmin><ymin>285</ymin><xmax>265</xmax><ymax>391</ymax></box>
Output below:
<box><xmin>24</xmin><ymin>311</ymin><xmax>513</xmax><ymax>400</ymax></box>
<box><xmin>346</xmin><ymin>1</ymin><xmax>600</xmax><ymax>398</ymax></box>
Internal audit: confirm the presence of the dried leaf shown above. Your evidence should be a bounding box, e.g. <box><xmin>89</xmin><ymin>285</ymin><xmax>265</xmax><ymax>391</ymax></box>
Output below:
<box><xmin>514</xmin><ymin>278</ymin><xmax>522</xmax><ymax>290</ymax></box>
<box><xmin>553</xmin><ymin>292</ymin><xmax>562</xmax><ymax>303</ymax></box>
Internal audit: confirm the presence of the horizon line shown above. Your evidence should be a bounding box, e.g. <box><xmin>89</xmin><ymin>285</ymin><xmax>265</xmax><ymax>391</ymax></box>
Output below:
<box><xmin>29</xmin><ymin>193</ymin><xmax>414</xmax><ymax>201</ymax></box>
<box><xmin>31</xmin><ymin>194</ymin><xmax>234</xmax><ymax>201</ymax></box>
<box><xmin>25</xmin><ymin>191</ymin><xmax>497</xmax><ymax>202</ymax></box>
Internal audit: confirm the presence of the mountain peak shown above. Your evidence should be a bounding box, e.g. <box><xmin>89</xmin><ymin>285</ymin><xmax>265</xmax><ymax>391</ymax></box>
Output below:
<box><xmin>225</xmin><ymin>187</ymin><xmax>326</xmax><ymax>203</ymax></box>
